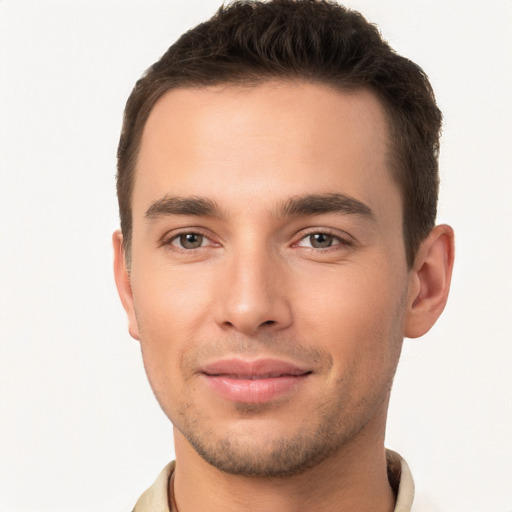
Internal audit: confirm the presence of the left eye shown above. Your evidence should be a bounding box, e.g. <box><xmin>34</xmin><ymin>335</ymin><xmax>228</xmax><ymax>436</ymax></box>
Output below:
<box><xmin>297</xmin><ymin>232</ymin><xmax>345</xmax><ymax>249</ymax></box>
<box><xmin>170</xmin><ymin>233</ymin><xmax>208</xmax><ymax>249</ymax></box>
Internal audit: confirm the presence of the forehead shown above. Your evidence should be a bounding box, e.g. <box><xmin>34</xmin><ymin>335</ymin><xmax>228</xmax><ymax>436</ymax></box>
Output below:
<box><xmin>133</xmin><ymin>81</ymin><xmax>398</xmax><ymax>220</ymax></box>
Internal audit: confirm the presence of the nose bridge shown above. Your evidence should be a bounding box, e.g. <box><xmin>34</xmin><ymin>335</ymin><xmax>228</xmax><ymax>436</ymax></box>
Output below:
<box><xmin>215</xmin><ymin>237</ymin><xmax>291</xmax><ymax>334</ymax></box>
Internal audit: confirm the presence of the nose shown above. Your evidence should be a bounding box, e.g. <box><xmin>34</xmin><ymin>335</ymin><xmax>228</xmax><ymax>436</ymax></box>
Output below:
<box><xmin>214</xmin><ymin>246</ymin><xmax>293</xmax><ymax>336</ymax></box>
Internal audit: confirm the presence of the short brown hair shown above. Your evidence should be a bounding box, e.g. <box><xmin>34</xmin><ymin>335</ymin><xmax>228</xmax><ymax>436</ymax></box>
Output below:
<box><xmin>117</xmin><ymin>0</ymin><xmax>442</xmax><ymax>267</ymax></box>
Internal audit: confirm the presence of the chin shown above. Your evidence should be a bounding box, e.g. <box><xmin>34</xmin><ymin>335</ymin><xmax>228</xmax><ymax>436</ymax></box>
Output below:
<box><xmin>175</xmin><ymin>408</ymin><xmax>368</xmax><ymax>478</ymax></box>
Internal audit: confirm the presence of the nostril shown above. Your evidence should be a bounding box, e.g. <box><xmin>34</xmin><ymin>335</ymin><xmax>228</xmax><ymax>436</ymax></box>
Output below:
<box><xmin>262</xmin><ymin>320</ymin><xmax>276</xmax><ymax>326</ymax></box>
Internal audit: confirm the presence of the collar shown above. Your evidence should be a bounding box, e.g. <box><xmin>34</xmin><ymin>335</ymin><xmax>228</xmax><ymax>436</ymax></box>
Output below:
<box><xmin>133</xmin><ymin>449</ymin><xmax>415</xmax><ymax>512</ymax></box>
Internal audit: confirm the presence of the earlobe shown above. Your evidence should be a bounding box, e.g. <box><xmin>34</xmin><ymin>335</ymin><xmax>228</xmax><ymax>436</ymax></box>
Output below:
<box><xmin>112</xmin><ymin>230</ymin><xmax>140</xmax><ymax>341</ymax></box>
<box><xmin>404</xmin><ymin>224</ymin><xmax>455</xmax><ymax>339</ymax></box>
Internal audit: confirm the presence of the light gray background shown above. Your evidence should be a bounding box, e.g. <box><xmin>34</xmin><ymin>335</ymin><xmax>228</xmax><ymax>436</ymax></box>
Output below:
<box><xmin>0</xmin><ymin>1</ymin><xmax>511</xmax><ymax>511</ymax></box>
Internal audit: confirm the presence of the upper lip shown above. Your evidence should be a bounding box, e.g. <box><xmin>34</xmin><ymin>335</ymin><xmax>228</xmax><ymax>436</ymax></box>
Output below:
<box><xmin>201</xmin><ymin>358</ymin><xmax>311</xmax><ymax>379</ymax></box>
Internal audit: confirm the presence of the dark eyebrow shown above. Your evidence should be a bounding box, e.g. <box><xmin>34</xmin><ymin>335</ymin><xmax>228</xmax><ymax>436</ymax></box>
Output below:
<box><xmin>279</xmin><ymin>193</ymin><xmax>374</xmax><ymax>219</ymax></box>
<box><xmin>145</xmin><ymin>195</ymin><xmax>223</xmax><ymax>220</ymax></box>
<box><xmin>145</xmin><ymin>193</ymin><xmax>373</xmax><ymax>221</ymax></box>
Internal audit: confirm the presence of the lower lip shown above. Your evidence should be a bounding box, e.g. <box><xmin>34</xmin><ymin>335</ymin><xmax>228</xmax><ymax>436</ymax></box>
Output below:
<box><xmin>203</xmin><ymin>374</ymin><xmax>309</xmax><ymax>403</ymax></box>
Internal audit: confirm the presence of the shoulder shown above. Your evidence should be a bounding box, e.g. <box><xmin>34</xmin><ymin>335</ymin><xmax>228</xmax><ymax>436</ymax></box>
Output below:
<box><xmin>132</xmin><ymin>461</ymin><xmax>175</xmax><ymax>512</ymax></box>
<box><xmin>387</xmin><ymin>450</ymin><xmax>442</xmax><ymax>512</ymax></box>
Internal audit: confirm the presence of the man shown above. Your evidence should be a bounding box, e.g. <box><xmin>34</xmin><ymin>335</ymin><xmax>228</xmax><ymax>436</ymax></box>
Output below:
<box><xmin>113</xmin><ymin>1</ymin><xmax>454</xmax><ymax>511</ymax></box>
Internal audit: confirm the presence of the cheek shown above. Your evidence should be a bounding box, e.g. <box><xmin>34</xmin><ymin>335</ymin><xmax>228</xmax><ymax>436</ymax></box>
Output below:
<box><xmin>130</xmin><ymin>267</ymin><xmax>215</xmax><ymax>398</ymax></box>
<box><xmin>294</xmin><ymin>260</ymin><xmax>407</xmax><ymax>376</ymax></box>
<box><xmin>132</xmin><ymin>264</ymin><xmax>214</xmax><ymax>337</ymax></box>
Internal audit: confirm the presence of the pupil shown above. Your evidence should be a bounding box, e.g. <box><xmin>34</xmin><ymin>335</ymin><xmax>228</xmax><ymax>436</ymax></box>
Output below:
<box><xmin>181</xmin><ymin>233</ymin><xmax>203</xmax><ymax>249</ymax></box>
<box><xmin>311</xmin><ymin>233</ymin><xmax>332</xmax><ymax>248</ymax></box>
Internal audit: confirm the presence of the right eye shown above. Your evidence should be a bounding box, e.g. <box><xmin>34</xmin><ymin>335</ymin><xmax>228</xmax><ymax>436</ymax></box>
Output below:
<box><xmin>168</xmin><ymin>232</ymin><xmax>209</xmax><ymax>250</ymax></box>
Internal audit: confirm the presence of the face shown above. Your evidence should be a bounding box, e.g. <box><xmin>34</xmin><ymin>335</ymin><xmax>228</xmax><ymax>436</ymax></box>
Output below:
<box><xmin>117</xmin><ymin>82</ymin><xmax>415</xmax><ymax>476</ymax></box>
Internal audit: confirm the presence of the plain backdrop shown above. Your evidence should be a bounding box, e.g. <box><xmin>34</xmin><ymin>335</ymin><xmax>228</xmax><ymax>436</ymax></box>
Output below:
<box><xmin>0</xmin><ymin>1</ymin><xmax>511</xmax><ymax>511</ymax></box>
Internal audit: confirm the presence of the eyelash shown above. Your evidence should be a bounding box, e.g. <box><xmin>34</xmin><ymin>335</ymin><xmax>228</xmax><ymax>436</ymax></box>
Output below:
<box><xmin>161</xmin><ymin>229</ymin><xmax>217</xmax><ymax>252</ymax></box>
<box><xmin>293</xmin><ymin>229</ymin><xmax>353</xmax><ymax>250</ymax></box>
<box><xmin>161</xmin><ymin>228</ymin><xmax>353</xmax><ymax>253</ymax></box>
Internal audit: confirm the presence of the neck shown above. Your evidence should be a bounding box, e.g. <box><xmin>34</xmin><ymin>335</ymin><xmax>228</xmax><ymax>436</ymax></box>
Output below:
<box><xmin>171</xmin><ymin>407</ymin><xmax>395</xmax><ymax>512</ymax></box>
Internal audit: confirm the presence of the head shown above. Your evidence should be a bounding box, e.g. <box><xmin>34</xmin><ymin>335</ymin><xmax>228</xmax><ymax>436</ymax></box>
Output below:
<box><xmin>117</xmin><ymin>0</ymin><xmax>442</xmax><ymax>269</ymax></box>
<box><xmin>113</xmin><ymin>0</ymin><xmax>454</xmax><ymax>478</ymax></box>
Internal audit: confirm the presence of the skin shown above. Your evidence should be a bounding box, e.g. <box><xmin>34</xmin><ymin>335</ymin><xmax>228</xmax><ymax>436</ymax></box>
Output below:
<box><xmin>114</xmin><ymin>81</ymin><xmax>454</xmax><ymax>512</ymax></box>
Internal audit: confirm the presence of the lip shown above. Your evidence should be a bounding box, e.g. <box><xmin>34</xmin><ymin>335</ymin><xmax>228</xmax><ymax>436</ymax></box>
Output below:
<box><xmin>200</xmin><ymin>358</ymin><xmax>311</xmax><ymax>404</ymax></box>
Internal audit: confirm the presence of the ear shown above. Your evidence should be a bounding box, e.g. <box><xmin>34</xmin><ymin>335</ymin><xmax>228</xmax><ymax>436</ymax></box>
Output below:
<box><xmin>404</xmin><ymin>224</ymin><xmax>455</xmax><ymax>338</ymax></box>
<box><xmin>112</xmin><ymin>230</ymin><xmax>140</xmax><ymax>340</ymax></box>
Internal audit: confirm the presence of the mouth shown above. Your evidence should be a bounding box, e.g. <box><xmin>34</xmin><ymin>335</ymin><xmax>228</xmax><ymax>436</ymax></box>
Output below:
<box><xmin>200</xmin><ymin>358</ymin><xmax>312</xmax><ymax>404</ymax></box>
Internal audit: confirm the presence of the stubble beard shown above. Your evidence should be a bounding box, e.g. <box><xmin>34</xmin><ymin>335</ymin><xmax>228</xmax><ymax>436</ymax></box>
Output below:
<box><xmin>173</xmin><ymin>365</ymin><xmax>398</xmax><ymax>478</ymax></box>
<box><xmin>178</xmin><ymin>409</ymin><xmax>360</xmax><ymax>478</ymax></box>
<box><xmin>142</xmin><ymin>294</ymin><xmax>406</xmax><ymax>479</ymax></box>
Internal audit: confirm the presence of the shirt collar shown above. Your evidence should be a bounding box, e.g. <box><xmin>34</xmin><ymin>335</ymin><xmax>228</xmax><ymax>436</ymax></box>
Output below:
<box><xmin>133</xmin><ymin>449</ymin><xmax>415</xmax><ymax>512</ymax></box>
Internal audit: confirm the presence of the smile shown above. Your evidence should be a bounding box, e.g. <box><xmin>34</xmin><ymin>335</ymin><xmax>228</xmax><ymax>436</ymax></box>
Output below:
<box><xmin>200</xmin><ymin>358</ymin><xmax>312</xmax><ymax>403</ymax></box>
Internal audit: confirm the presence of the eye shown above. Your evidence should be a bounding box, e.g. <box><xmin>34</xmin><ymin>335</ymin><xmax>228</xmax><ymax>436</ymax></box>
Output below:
<box><xmin>170</xmin><ymin>232</ymin><xmax>208</xmax><ymax>249</ymax></box>
<box><xmin>296</xmin><ymin>232</ymin><xmax>350</xmax><ymax>249</ymax></box>
<box><xmin>307</xmin><ymin>233</ymin><xmax>335</xmax><ymax>249</ymax></box>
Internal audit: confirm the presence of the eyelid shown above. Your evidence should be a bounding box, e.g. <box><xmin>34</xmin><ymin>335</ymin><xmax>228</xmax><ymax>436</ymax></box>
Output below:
<box><xmin>159</xmin><ymin>227</ymin><xmax>220</xmax><ymax>249</ymax></box>
<box><xmin>158</xmin><ymin>226</ymin><xmax>354</xmax><ymax>251</ymax></box>
<box><xmin>292</xmin><ymin>227</ymin><xmax>354</xmax><ymax>248</ymax></box>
